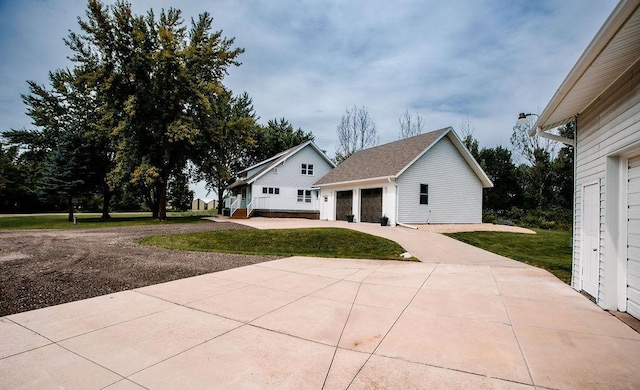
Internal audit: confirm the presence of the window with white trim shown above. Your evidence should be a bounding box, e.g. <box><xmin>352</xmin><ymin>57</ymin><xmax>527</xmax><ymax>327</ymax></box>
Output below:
<box><xmin>301</xmin><ymin>163</ymin><xmax>314</xmax><ymax>175</ymax></box>
<box><xmin>297</xmin><ymin>189</ymin><xmax>312</xmax><ymax>203</ymax></box>
<box><xmin>262</xmin><ymin>187</ymin><xmax>280</xmax><ymax>195</ymax></box>
<box><xmin>420</xmin><ymin>184</ymin><xmax>428</xmax><ymax>205</ymax></box>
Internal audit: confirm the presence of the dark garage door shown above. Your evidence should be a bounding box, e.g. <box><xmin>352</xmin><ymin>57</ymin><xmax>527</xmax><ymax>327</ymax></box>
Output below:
<box><xmin>336</xmin><ymin>191</ymin><xmax>353</xmax><ymax>221</ymax></box>
<box><xmin>360</xmin><ymin>188</ymin><xmax>382</xmax><ymax>223</ymax></box>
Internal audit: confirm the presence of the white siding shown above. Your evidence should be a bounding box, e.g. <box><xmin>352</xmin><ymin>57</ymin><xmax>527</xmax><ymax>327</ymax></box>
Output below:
<box><xmin>396</xmin><ymin>136</ymin><xmax>483</xmax><ymax>224</ymax></box>
<box><xmin>252</xmin><ymin>187</ymin><xmax>318</xmax><ymax>211</ymax></box>
<box><xmin>246</xmin><ymin>163</ymin><xmax>268</xmax><ymax>179</ymax></box>
<box><xmin>573</xmin><ymin>59</ymin><xmax>640</xmax><ymax>310</ymax></box>
<box><xmin>252</xmin><ymin>145</ymin><xmax>333</xmax><ymax>211</ymax></box>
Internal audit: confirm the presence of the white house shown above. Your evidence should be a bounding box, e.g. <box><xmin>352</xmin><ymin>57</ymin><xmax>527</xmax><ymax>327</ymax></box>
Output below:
<box><xmin>530</xmin><ymin>0</ymin><xmax>640</xmax><ymax>319</ymax></box>
<box><xmin>227</xmin><ymin>141</ymin><xmax>335</xmax><ymax>219</ymax></box>
<box><xmin>314</xmin><ymin>127</ymin><xmax>493</xmax><ymax>225</ymax></box>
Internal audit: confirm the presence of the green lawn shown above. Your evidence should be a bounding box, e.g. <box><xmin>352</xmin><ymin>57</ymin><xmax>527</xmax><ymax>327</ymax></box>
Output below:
<box><xmin>140</xmin><ymin>227</ymin><xmax>412</xmax><ymax>260</ymax></box>
<box><xmin>0</xmin><ymin>210</ymin><xmax>217</xmax><ymax>230</ymax></box>
<box><xmin>445</xmin><ymin>229</ymin><xmax>573</xmax><ymax>284</ymax></box>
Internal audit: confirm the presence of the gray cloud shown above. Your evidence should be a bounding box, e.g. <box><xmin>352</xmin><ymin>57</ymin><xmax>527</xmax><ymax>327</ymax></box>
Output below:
<box><xmin>0</xmin><ymin>0</ymin><xmax>618</xmax><ymax>198</ymax></box>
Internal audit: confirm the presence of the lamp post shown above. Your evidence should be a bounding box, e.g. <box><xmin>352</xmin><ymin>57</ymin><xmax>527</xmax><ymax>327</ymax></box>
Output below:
<box><xmin>516</xmin><ymin>112</ymin><xmax>539</xmax><ymax>127</ymax></box>
<box><xmin>515</xmin><ymin>112</ymin><xmax>574</xmax><ymax>147</ymax></box>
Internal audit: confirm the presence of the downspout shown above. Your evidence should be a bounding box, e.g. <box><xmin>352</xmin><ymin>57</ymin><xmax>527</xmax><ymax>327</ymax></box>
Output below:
<box><xmin>572</xmin><ymin>117</ymin><xmax>578</xmax><ymax>290</ymax></box>
<box><xmin>389</xmin><ymin>177</ymin><xmax>399</xmax><ymax>226</ymax></box>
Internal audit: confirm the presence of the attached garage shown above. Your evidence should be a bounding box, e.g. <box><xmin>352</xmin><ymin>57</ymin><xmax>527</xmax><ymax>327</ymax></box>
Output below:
<box><xmin>360</xmin><ymin>188</ymin><xmax>382</xmax><ymax>223</ymax></box>
<box><xmin>628</xmin><ymin>156</ymin><xmax>640</xmax><ymax>318</ymax></box>
<box><xmin>335</xmin><ymin>190</ymin><xmax>353</xmax><ymax>221</ymax></box>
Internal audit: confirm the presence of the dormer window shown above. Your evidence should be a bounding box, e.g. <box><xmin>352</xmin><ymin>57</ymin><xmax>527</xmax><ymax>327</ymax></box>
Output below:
<box><xmin>301</xmin><ymin>163</ymin><xmax>314</xmax><ymax>175</ymax></box>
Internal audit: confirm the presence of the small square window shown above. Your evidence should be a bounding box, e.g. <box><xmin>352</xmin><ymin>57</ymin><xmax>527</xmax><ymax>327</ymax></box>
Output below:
<box><xmin>268</xmin><ymin>188</ymin><xmax>274</xmax><ymax>194</ymax></box>
<box><xmin>262</xmin><ymin>187</ymin><xmax>268</xmax><ymax>194</ymax></box>
<box><xmin>275</xmin><ymin>188</ymin><xmax>280</xmax><ymax>195</ymax></box>
<box><xmin>420</xmin><ymin>184</ymin><xmax>428</xmax><ymax>205</ymax></box>
<box><xmin>301</xmin><ymin>163</ymin><xmax>314</xmax><ymax>175</ymax></box>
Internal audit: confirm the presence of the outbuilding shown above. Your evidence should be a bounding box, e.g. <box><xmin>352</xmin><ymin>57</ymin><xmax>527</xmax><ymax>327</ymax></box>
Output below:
<box><xmin>314</xmin><ymin>127</ymin><xmax>493</xmax><ymax>225</ymax></box>
<box><xmin>531</xmin><ymin>0</ymin><xmax>640</xmax><ymax>319</ymax></box>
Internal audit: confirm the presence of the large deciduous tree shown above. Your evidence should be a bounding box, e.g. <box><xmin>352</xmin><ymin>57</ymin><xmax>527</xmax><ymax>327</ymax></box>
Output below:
<box><xmin>194</xmin><ymin>89</ymin><xmax>257</xmax><ymax>214</ymax></box>
<box><xmin>334</xmin><ymin>105</ymin><xmax>379</xmax><ymax>163</ymax></box>
<box><xmin>67</xmin><ymin>0</ymin><xmax>243</xmax><ymax>220</ymax></box>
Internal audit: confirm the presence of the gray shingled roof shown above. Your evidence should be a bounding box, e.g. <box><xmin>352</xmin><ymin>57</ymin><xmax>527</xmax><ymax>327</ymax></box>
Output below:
<box><xmin>314</xmin><ymin>128</ymin><xmax>449</xmax><ymax>186</ymax></box>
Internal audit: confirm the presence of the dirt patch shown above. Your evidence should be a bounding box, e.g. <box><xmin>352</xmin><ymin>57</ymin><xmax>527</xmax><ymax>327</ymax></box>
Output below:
<box><xmin>411</xmin><ymin>223</ymin><xmax>536</xmax><ymax>234</ymax></box>
<box><xmin>0</xmin><ymin>222</ymin><xmax>278</xmax><ymax>316</ymax></box>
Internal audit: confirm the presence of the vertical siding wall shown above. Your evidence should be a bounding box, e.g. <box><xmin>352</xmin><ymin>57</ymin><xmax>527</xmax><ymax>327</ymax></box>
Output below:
<box><xmin>396</xmin><ymin>136</ymin><xmax>482</xmax><ymax>224</ymax></box>
<box><xmin>574</xmin><ymin>59</ymin><xmax>640</xmax><ymax>305</ymax></box>
<box><xmin>253</xmin><ymin>145</ymin><xmax>333</xmax><ymax>211</ymax></box>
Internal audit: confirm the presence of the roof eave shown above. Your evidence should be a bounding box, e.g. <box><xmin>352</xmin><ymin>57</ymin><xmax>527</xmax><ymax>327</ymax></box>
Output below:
<box><xmin>315</xmin><ymin>176</ymin><xmax>396</xmax><ymax>188</ymax></box>
<box><xmin>532</xmin><ymin>0</ymin><xmax>640</xmax><ymax>134</ymax></box>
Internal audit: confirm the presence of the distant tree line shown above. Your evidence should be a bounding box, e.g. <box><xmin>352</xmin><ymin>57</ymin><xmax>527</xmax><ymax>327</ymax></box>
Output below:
<box><xmin>464</xmin><ymin>120</ymin><xmax>574</xmax><ymax>229</ymax></box>
<box><xmin>0</xmin><ymin>0</ymin><xmax>312</xmax><ymax>220</ymax></box>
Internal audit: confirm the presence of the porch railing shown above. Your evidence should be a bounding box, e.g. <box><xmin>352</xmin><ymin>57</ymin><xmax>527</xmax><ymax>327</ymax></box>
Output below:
<box><xmin>230</xmin><ymin>197</ymin><xmax>240</xmax><ymax>217</ymax></box>
<box><xmin>246</xmin><ymin>200</ymin><xmax>253</xmax><ymax>218</ymax></box>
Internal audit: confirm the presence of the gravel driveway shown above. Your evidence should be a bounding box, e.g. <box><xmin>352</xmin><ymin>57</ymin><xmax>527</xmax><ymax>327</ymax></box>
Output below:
<box><xmin>0</xmin><ymin>222</ymin><xmax>278</xmax><ymax>316</ymax></box>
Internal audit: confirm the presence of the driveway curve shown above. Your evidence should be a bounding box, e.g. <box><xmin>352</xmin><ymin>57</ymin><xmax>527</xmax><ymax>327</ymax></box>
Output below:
<box><xmin>2</xmin><ymin>218</ymin><xmax>639</xmax><ymax>389</ymax></box>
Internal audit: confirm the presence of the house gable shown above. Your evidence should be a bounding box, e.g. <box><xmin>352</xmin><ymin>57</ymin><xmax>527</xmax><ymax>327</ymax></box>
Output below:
<box><xmin>253</xmin><ymin>144</ymin><xmax>333</xmax><ymax>189</ymax></box>
<box><xmin>396</xmin><ymin>136</ymin><xmax>483</xmax><ymax>224</ymax></box>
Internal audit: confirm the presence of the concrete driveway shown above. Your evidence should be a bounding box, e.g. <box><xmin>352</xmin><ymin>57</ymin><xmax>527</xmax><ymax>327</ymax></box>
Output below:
<box><xmin>2</xmin><ymin>219</ymin><xmax>640</xmax><ymax>389</ymax></box>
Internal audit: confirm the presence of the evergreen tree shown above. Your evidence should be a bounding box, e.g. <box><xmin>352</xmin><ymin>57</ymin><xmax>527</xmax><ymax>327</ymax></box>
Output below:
<box><xmin>250</xmin><ymin>118</ymin><xmax>314</xmax><ymax>165</ymax></box>
<box><xmin>38</xmin><ymin>127</ymin><xmax>93</xmax><ymax>221</ymax></box>
<box><xmin>478</xmin><ymin>146</ymin><xmax>521</xmax><ymax>211</ymax></box>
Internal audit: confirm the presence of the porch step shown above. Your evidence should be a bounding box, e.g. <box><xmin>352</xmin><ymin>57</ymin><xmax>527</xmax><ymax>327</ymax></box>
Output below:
<box><xmin>231</xmin><ymin>208</ymin><xmax>249</xmax><ymax>219</ymax></box>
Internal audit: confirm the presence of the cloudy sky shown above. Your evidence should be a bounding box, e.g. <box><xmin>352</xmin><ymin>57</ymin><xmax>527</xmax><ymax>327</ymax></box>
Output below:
<box><xmin>0</xmin><ymin>0</ymin><xmax>617</xmax><ymax>198</ymax></box>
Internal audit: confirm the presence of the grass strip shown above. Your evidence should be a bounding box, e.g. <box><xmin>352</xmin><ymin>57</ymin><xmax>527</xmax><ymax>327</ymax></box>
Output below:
<box><xmin>445</xmin><ymin>229</ymin><xmax>573</xmax><ymax>284</ymax></box>
<box><xmin>140</xmin><ymin>227</ymin><xmax>412</xmax><ymax>260</ymax></box>
<box><xmin>0</xmin><ymin>211</ymin><xmax>216</xmax><ymax>230</ymax></box>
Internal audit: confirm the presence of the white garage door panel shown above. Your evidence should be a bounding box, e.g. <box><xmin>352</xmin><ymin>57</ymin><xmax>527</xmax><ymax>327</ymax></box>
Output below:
<box><xmin>627</xmin><ymin>156</ymin><xmax>640</xmax><ymax>319</ymax></box>
<box><xmin>628</xmin><ymin>192</ymin><xmax>640</xmax><ymax>205</ymax></box>
<box><xmin>629</xmin><ymin>247</ymin><xmax>640</xmax><ymax>265</ymax></box>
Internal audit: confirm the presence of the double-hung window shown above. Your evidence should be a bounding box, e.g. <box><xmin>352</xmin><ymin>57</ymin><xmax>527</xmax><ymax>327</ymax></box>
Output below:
<box><xmin>301</xmin><ymin>163</ymin><xmax>314</xmax><ymax>175</ymax></box>
<box><xmin>420</xmin><ymin>184</ymin><xmax>428</xmax><ymax>205</ymax></box>
<box><xmin>297</xmin><ymin>189</ymin><xmax>312</xmax><ymax>203</ymax></box>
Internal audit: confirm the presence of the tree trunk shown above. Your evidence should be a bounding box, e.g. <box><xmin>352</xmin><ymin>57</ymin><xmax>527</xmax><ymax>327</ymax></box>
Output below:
<box><xmin>67</xmin><ymin>195</ymin><xmax>74</xmax><ymax>222</ymax></box>
<box><xmin>157</xmin><ymin>176</ymin><xmax>168</xmax><ymax>221</ymax></box>
<box><xmin>143</xmin><ymin>185</ymin><xmax>159</xmax><ymax>218</ymax></box>
<box><xmin>101</xmin><ymin>181</ymin><xmax>111</xmax><ymax>219</ymax></box>
<box><xmin>217</xmin><ymin>186</ymin><xmax>224</xmax><ymax>215</ymax></box>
